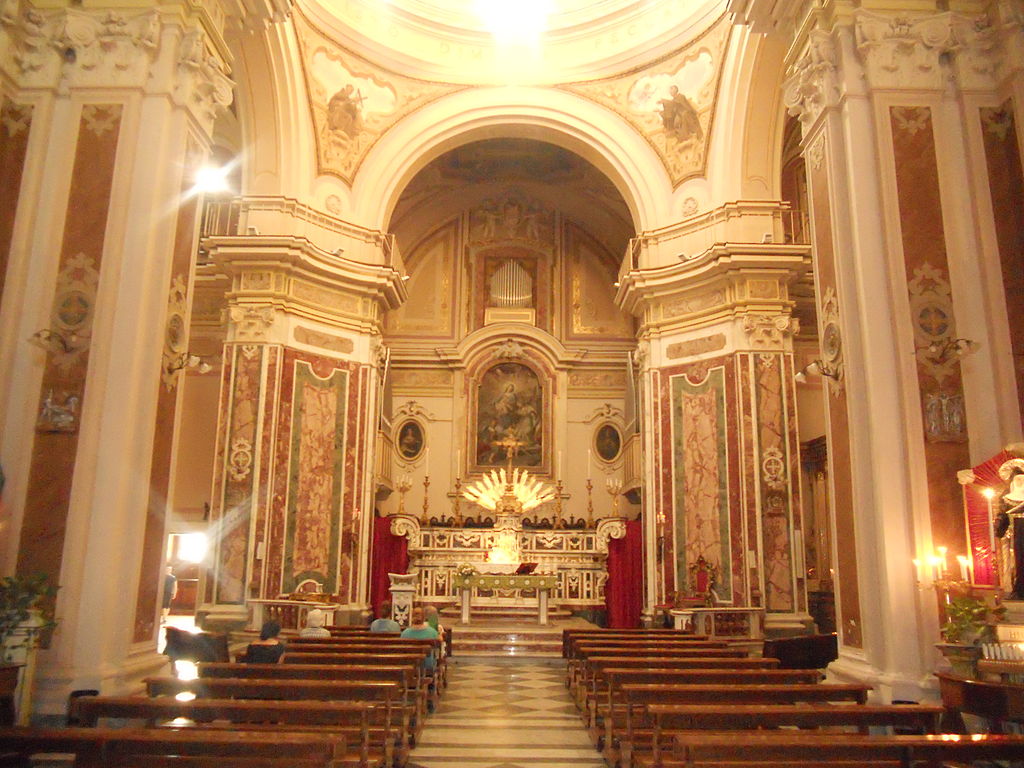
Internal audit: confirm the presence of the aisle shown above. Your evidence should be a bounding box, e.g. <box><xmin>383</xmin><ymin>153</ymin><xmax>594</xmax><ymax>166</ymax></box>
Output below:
<box><xmin>408</xmin><ymin>660</ymin><xmax>604</xmax><ymax>768</ymax></box>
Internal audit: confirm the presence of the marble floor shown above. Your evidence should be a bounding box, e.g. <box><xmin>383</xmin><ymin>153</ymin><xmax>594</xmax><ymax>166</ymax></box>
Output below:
<box><xmin>407</xmin><ymin>659</ymin><xmax>604</xmax><ymax>768</ymax></box>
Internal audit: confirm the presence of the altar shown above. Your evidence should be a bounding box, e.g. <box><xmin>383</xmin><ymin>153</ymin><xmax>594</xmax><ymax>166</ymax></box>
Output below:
<box><xmin>456</xmin><ymin>573</ymin><xmax>558</xmax><ymax>625</ymax></box>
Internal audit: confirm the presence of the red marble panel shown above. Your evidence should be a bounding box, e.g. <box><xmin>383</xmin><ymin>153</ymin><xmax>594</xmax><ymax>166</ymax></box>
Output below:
<box><xmin>889</xmin><ymin>107</ymin><xmax>971</xmax><ymax>561</ymax></box>
<box><xmin>250</xmin><ymin>345</ymin><xmax>281</xmax><ymax>597</ymax></box>
<box><xmin>979</xmin><ymin>102</ymin><xmax>1024</xmax><ymax>431</ymax></box>
<box><xmin>205</xmin><ymin>345</ymin><xmax>234</xmax><ymax>604</ymax></box>
<box><xmin>132</xmin><ymin>148</ymin><xmax>202</xmax><ymax>643</ymax></box>
<box><xmin>0</xmin><ymin>98</ymin><xmax>33</xmax><ymax>305</ymax></box>
<box><xmin>17</xmin><ymin>105</ymin><xmax>122</xmax><ymax>588</ymax></box>
<box><xmin>808</xmin><ymin>134</ymin><xmax>862</xmax><ymax>647</ymax></box>
<box><xmin>782</xmin><ymin>354</ymin><xmax>806</xmax><ymax>612</ymax></box>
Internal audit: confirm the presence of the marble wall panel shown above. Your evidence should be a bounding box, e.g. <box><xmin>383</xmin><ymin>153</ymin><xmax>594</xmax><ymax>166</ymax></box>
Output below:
<box><xmin>807</xmin><ymin>133</ymin><xmax>862</xmax><ymax>648</ymax></box>
<box><xmin>979</xmin><ymin>101</ymin><xmax>1024</xmax><ymax>432</ymax></box>
<box><xmin>890</xmin><ymin>106</ymin><xmax>971</xmax><ymax>559</ymax></box>
<box><xmin>283</xmin><ymin>359</ymin><xmax>347</xmax><ymax>592</ymax></box>
<box><xmin>0</xmin><ymin>98</ymin><xmax>33</xmax><ymax>305</ymax></box>
<box><xmin>132</xmin><ymin>143</ymin><xmax>202</xmax><ymax>643</ymax></box>
<box><xmin>17</xmin><ymin>105</ymin><xmax>122</xmax><ymax>586</ymax></box>
<box><xmin>212</xmin><ymin>344</ymin><xmax>264</xmax><ymax>604</ymax></box>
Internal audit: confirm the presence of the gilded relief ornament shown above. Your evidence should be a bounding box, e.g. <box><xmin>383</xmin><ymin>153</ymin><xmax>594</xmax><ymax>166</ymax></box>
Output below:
<box><xmin>908</xmin><ymin>262</ymin><xmax>960</xmax><ymax>385</ymax></box>
<box><xmin>228</xmin><ymin>436</ymin><xmax>254</xmax><ymax>481</ymax></box>
<box><xmin>820</xmin><ymin>286</ymin><xmax>845</xmax><ymax>396</ymax></box>
<box><xmin>562</xmin><ymin>16</ymin><xmax>730</xmax><ymax>187</ymax></box>
<box><xmin>161</xmin><ymin>274</ymin><xmax>189</xmax><ymax>391</ymax></box>
<box><xmin>50</xmin><ymin>253</ymin><xmax>99</xmax><ymax>374</ymax></box>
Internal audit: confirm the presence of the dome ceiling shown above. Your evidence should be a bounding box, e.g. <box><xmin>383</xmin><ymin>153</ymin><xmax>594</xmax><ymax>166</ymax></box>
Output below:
<box><xmin>299</xmin><ymin>0</ymin><xmax>727</xmax><ymax>84</ymax></box>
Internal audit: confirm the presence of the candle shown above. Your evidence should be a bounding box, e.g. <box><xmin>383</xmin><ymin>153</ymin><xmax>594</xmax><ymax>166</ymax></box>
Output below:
<box><xmin>929</xmin><ymin>555</ymin><xmax>942</xmax><ymax>583</ymax></box>
<box><xmin>912</xmin><ymin>559</ymin><xmax>922</xmax><ymax>583</ymax></box>
<box><xmin>588</xmin><ymin>450</ymin><xmax>592</xmax><ymax>480</ymax></box>
<box><xmin>425</xmin><ymin>448</ymin><xmax>430</xmax><ymax>475</ymax></box>
<box><xmin>957</xmin><ymin>555</ymin><xmax>969</xmax><ymax>582</ymax></box>
<box><xmin>937</xmin><ymin>546</ymin><xmax>948</xmax><ymax>577</ymax></box>
<box><xmin>456</xmin><ymin>449</ymin><xmax>461</xmax><ymax>474</ymax></box>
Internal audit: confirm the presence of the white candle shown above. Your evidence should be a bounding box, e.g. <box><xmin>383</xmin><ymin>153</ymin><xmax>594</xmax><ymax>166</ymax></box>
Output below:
<box><xmin>937</xmin><ymin>546</ymin><xmax>948</xmax><ymax>577</ymax></box>
<box><xmin>912</xmin><ymin>559</ymin><xmax>922</xmax><ymax>583</ymax></box>
<box><xmin>588</xmin><ymin>450</ymin><xmax>592</xmax><ymax>480</ymax></box>
<box><xmin>425</xmin><ymin>448</ymin><xmax>430</xmax><ymax>475</ymax></box>
<box><xmin>558</xmin><ymin>451</ymin><xmax>563</xmax><ymax>478</ymax></box>
<box><xmin>456</xmin><ymin>449</ymin><xmax>461</xmax><ymax>474</ymax></box>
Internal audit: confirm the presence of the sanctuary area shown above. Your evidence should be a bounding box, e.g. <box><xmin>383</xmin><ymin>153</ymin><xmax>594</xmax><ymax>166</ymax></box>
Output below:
<box><xmin>1</xmin><ymin>0</ymin><xmax>1024</xmax><ymax>762</ymax></box>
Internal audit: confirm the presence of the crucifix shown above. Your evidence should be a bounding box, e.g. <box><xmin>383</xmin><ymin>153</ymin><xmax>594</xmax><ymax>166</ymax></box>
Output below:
<box><xmin>493</xmin><ymin>434</ymin><xmax>525</xmax><ymax>476</ymax></box>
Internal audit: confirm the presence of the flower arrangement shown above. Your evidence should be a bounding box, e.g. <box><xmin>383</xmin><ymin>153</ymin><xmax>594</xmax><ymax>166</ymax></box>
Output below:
<box><xmin>941</xmin><ymin>593</ymin><xmax>1005</xmax><ymax>645</ymax></box>
<box><xmin>455</xmin><ymin>563</ymin><xmax>478</xmax><ymax>578</ymax></box>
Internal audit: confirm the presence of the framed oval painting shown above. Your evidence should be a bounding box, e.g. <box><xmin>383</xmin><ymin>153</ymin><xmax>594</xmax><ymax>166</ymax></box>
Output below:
<box><xmin>594</xmin><ymin>422</ymin><xmax>622</xmax><ymax>463</ymax></box>
<box><xmin>396</xmin><ymin>419</ymin><xmax>425</xmax><ymax>461</ymax></box>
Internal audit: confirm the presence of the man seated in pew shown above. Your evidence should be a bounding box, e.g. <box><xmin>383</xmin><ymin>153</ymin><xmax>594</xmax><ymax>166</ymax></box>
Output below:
<box><xmin>299</xmin><ymin>608</ymin><xmax>331</xmax><ymax>639</ymax></box>
<box><xmin>402</xmin><ymin>605</ymin><xmax>439</xmax><ymax>710</ymax></box>
<box><xmin>243</xmin><ymin>620</ymin><xmax>286</xmax><ymax>663</ymax></box>
<box><xmin>370</xmin><ymin>602</ymin><xmax>401</xmax><ymax>632</ymax></box>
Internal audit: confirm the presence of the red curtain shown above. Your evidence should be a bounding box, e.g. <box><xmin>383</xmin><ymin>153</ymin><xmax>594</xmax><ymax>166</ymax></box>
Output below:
<box><xmin>964</xmin><ymin>450</ymin><xmax>1013</xmax><ymax>585</ymax></box>
<box><xmin>369</xmin><ymin>515</ymin><xmax>409</xmax><ymax>618</ymax></box>
<box><xmin>605</xmin><ymin>519</ymin><xmax>644</xmax><ymax>628</ymax></box>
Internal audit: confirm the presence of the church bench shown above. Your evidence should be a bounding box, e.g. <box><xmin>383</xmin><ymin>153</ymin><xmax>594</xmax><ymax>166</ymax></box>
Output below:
<box><xmin>638</xmin><ymin>704</ymin><xmax>945</xmax><ymax>768</ymax></box>
<box><xmin>574</xmin><ymin>656</ymin><xmax>780</xmax><ymax>710</ymax></box>
<box><xmin>566</xmin><ymin>642</ymin><xmax>744</xmax><ymax>690</ymax></box>
<box><xmin>143</xmin><ymin>677</ymin><xmax>404</xmax><ymax>762</ymax></box>
<box><xmin>0</xmin><ymin>726</ymin><xmax>349</xmax><ymax>767</ymax></box>
<box><xmin>561</xmin><ymin>630</ymin><xmax>707</xmax><ymax>657</ymax></box>
<box><xmin>935</xmin><ymin>670</ymin><xmax>1024</xmax><ymax>732</ymax></box>
<box><xmin>283</xmin><ymin>640</ymin><xmax>447</xmax><ymax>692</ymax></box>
<box><xmin>655</xmin><ymin>730</ymin><xmax>1024</xmax><ymax>767</ymax></box>
<box><xmin>67</xmin><ymin>695</ymin><xmax>382</xmax><ymax>767</ymax></box>
<box><xmin>604</xmin><ymin>682</ymin><xmax>872</xmax><ymax>766</ymax></box>
<box><xmin>281</xmin><ymin>648</ymin><xmax>444</xmax><ymax>703</ymax></box>
<box><xmin>197</xmin><ymin>662</ymin><xmax>427</xmax><ymax>741</ymax></box>
<box><xmin>591</xmin><ymin>669</ymin><xmax>824</xmax><ymax>740</ymax></box>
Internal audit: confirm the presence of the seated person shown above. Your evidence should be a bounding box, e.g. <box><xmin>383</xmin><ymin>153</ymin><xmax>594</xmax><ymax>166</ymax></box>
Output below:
<box><xmin>400</xmin><ymin>605</ymin><xmax>438</xmax><ymax>672</ymax></box>
<box><xmin>424</xmin><ymin>605</ymin><xmax>447</xmax><ymax>657</ymax></box>
<box><xmin>370</xmin><ymin>602</ymin><xmax>401</xmax><ymax>632</ymax></box>
<box><xmin>299</xmin><ymin>608</ymin><xmax>331</xmax><ymax>639</ymax></box>
<box><xmin>244</xmin><ymin>620</ymin><xmax>286</xmax><ymax>663</ymax></box>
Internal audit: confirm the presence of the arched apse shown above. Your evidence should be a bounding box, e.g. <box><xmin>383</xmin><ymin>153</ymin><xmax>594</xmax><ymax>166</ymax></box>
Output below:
<box><xmin>345</xmin><ymin>86</ymin><xmax>673</xmax><ymax>233</ymax></box>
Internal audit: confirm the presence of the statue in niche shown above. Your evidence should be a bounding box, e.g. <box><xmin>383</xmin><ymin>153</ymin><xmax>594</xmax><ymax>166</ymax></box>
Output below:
<box><xmin>996</xmin><ymin>459</ymin><xmax>1024</xmax><ymax>598</ymax></box>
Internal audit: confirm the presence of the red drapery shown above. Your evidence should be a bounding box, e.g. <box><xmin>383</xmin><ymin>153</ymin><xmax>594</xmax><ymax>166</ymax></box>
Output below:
<box><xmin>605</xmin><ymin>519</ymin><xmax>644</xmax><ymax>628</ymax></box>
<box><xmin>369</xmin><ymin>515</ymin><xmax>409</xmax><ymax>618</ymax></box>
<box><xmin>964</xmin><ymin>450</ymin><xmax>1014</xmax><ymax>585</ymax></box>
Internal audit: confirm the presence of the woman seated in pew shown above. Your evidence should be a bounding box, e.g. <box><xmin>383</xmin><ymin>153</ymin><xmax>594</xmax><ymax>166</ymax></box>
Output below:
<box><xmin>370</xmin><ymin>602</ymin><xmax>400</xmax><ymax>632</ymax></box>
<box><xmin>299</xmin><ymin>608</ymin><xmax>331</xmax><ymax>639</ymax></box>
<box><xmin>402</xmin><ymin>605</ymin><xmax>440</xmax><ymax>711</ymax></box>
<box><xmin>244</xmin><ymin>620</ymin><xmax>287</xmax><ymax>663</ymax></box>
<box><xmin>424</xmin><ymin>605</ymin><xmax>447</xmax><ymax>658</ymax></box>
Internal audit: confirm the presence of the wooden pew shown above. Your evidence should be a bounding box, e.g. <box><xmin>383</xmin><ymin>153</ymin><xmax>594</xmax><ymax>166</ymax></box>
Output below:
<box><xmin>281</xmin><ymin>649</ymin><xmax>443</xmax><ymax>707</ymax></box>
<box><xmin>0</xmin><ymin>726</ymin><xmax>348</xmax><ymax>768</ymax></box>
<box><xmin>566</xmin><ymin>643</ymin><xmax>745</xmax><ymax>689</ymax></box>
<box><xmin>592</xmin><ymin>669</ymin><xmax>823</xmax><ymax>740</ymax></box>
<box><xmin>936</xmin><ymin>670</ymin><xmax>1024</xmax><ymax>732</ymax></box>
<box><xmin>641</xmin><ymin>704</ymin><xmax>945</xmax><ymax>768</ymax></box>
<box><xmin>663</xmin><ymin>730</ymin><xmax>1024</xmax><ymax>767</ymax></box>
<box><xmin>68</xmin><ymin>696</ymin><xmax>379</xmax><ymax>767</ymax></box>
<box><xmin>575</xmin><ymin>656</ymin><xmax>780</xmax><ymax>711</ymax></box>
<box><xmin>562</xmin><ymin>629</ymin><xmax>706</xmax><ymax>657</ymax></box>
<box><xmin>197</xmin><ymin>661</ymin><xmax>427</xmax><ymax>741</ymax></box>
<box><xmin>610</xmin><ymin>682</ymin><xmax>872</xmax><ymax>768</ymax></box>
<box><xmin>144</xmin><ymin>677</ymin><xmax>402</xmax><ymax>764</ymax></box>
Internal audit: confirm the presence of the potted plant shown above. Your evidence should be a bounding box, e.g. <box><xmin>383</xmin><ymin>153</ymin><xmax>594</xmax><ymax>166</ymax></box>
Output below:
<box><xmin>0</xmin><ymin>573</ymin><xmax>58</xmax><ymax>662</ymax></box>
<box><xmin>935</xmin><ymin>593</ymin><xmax>1004</xmax><ymax>678</ymax></box>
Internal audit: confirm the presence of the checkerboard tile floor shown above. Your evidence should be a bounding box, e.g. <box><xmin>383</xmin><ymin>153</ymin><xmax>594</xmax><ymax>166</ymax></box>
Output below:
<box><xmin>407</xmin><ymin>659</ymin><xmax>604</xmax><ymax>768</ymax></box>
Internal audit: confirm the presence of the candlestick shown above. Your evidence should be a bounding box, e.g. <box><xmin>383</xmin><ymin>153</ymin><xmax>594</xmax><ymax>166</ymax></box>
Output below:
<box><xmin>554</xmin><ymin>479</ymin><xmax>564</xmax><ymax>529</ymax></box>
<box><xmin>453</xmin><ymin>476</ymin><xmax>463</xmax><ymax>527</ymax></box>
<box><xmin>421</xmin><ymin>474</ymin><xmax>431</xmax><ymax>524</ymax></box>
<box><xmin>396</xmin><ymin>474</ymin><xmax>412</xmax><ymax>516</ymax></box>
<box><xmin>586</xmin><ymin>477</ymin><xmax>594</xmax><ymax>522</ymax></box>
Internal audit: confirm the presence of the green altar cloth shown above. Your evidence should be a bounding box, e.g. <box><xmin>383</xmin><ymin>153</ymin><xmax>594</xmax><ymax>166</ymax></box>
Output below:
<box><xmin>456</xmin><ymin>573</ymin><xmax>558</xmax><ymax>591</ymax></box>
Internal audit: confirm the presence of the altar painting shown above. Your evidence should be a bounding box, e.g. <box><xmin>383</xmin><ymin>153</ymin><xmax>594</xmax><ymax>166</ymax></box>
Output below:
<box><xmin>474</xmin><ymin>362</ymin><xmax>544</xmax><ymax>468</ymax></box>
<box><xmin>283</xmin><ymin>360</ymin><xmax>348</xmax><ymax>593</ymax></box>
<box><xmin>671</xmin><ymin>367</ymin><xmax>732</xmax><ymax>600</ymax></box>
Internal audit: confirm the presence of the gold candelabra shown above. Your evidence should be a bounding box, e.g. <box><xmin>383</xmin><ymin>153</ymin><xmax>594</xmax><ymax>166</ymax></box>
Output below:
<box><xmin>421</xmin><ymin>474</ymin><xmax>431</xmax><ymax>524</ymax></box>
<box><xmin>554</xmin><ymin>479</ymin><xmax>564</xmax><ymax>529</ymax></box>
<box><xmin>606</xmin><ymin>477</ymin><xmax>623</xmax><ymax>517</ymax></box>
<box><xmin>586</xmin><ymin>478</ymin><xmax>594</xmax><ymax>521</ymax></box>
<box><xmin>396</xmin><ymin>474</ymin><xmax>412</xmax><ymax>516</ymax></box>
<box><xmin>453</xmin><ymin>476</ymin><xmax>463</xmax><ymax>527</ymax></box>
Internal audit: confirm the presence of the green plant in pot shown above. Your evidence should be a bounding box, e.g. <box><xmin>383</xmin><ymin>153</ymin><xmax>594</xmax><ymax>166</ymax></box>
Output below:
<box><xmin>941</xmin><ymin>594</ymin><xmax>1003</xmax><ymax>645</ymax></box>
<box><xmin>0</xmin><ymin>573</ymin><xmax>59</xmax><ymax>663</ymax></box>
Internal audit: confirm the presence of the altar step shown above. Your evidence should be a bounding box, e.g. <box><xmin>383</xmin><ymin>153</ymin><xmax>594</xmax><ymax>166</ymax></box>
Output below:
<box><xmin>450</xmin><ymin>624</ymin><xmax>564</xmax><ymax>658</ymax></box>
<box><xmin>439</xmin><ymin>604</ymin><xmax>573</xmax><ymax>622</ymax></box>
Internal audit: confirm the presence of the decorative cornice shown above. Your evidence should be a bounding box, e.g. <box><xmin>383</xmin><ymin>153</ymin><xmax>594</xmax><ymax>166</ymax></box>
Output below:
<box><xmin>0</xmin><ymin>3</ymin><xmax>233</xmax><ymax>133</ymax></box>
<box><xmin>783</xmin><ymin>28</ymin><xmax>840</xmax><ymax>130</ymax></box>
